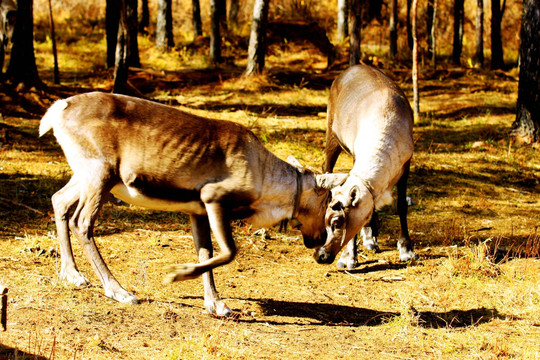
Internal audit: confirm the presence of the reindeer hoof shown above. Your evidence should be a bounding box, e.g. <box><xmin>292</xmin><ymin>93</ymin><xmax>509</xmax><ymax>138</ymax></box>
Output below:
<box><xmin>105</xmin><ymin>288</ymin><xmax>139</xmax><ymax>305</ymax></box>
<box><xmin>398</xmin><ymin>248</ymin><xmax>417</xmax><ymax>262</ymax></box>
<box><xmin>206</xmin><ymin>300</ymin><xmax>233</xmax><ymax>317</ymax></box>
<box><xmin>60</xmin><ymin>270</ymin><xmax>90</xmax><ymax>287</ymax></box>
<box><xmin>164</xmin><ymin>263</ymin><xmax>201</xmax><ymax>283</ymax></box>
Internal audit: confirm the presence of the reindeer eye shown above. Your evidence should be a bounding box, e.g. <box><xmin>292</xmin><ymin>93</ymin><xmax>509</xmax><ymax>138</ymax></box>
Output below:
<box><xmin>331</xmin><ymin>216</ymin><xmax>344</xmax><ymax>228</ymax></box>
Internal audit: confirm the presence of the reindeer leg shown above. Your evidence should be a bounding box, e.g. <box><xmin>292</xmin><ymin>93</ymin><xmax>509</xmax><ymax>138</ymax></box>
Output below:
<box><xmin>165</xmin><ymin>202</ymin><xmax>236</xmax><ymax>282</ymax></box>
<box><xmin>396</xmin><ymin>160</ymin><xmax>416</xmax><ymax>261</ymax></box>
<box><xmin>52</xmin><ymin>176</ymin><xmax>89</xmax><ymax>286</ymax></box>
<box><xmin>69</xmin><ymin>170</ymin><xmax>138</xmax><ymax>304</ymax></box>
<box><xmin>337</xmin><ymin>235</ymin><xmax>358</xmax><ymax>269</ymax></box>
<box><xmin>362</xmin><ymin>212</ymin><xmax>380</xmax><ymax>252</ymax></box>
<box><xmin>188</xmin><ymin>214</ymin><xmax>232</xmax><ymax>316</ymax></box>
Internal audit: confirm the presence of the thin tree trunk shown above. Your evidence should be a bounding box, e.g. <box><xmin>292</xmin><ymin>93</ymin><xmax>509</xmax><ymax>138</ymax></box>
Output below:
<box><xmin>245</xmin><ymin>0</ymin><xmax>270</xmax><ymax>75</ymax></box>
<box><xmin>411</xmin><ymin>0</ymin><xmax>419</xmax><ymax>122</ymax></box>
<box><xmin>426</xmin><ymin>0</ymin><xmax>434</xmax><ymax>62</ymax></box>
<box><xmin>406</xmin><ymin>0</ymin><xmax>413</xmax><ymax>50</ymax></box>
<box><xmin>229</xmin><ymin>0</ymin><xmax>239</xmax><ymax>29</ymax></box>
<box><xmin>113</xmin><ymin>0</ymin><xmax>129</xmax><ymax>93</ymax></box>
<box><xmin>430</xmin><ymin>0</ymin><xmax>438</xmax><ymax>67</ymax></box>
<box><xmin>126</xmin><ymin>0</ymin><xmax>140</xmax><ymax>67</ymax></box>
<box><xmin>349</xmin><ymin>0</ymin><xmax>361</xmax><ymax>65</ymax></box>
<box><xmin>511</xmin><ymin>0</ymin><xmax>540</xmax><ymax>144</ymax></box>
<box><xmin>337</xmin><ymin>0</ymin><xmax>348</xmax><ymax>44</ymax></box>
<box><xmin>452</xmin><ymin>0</ymin><xmax>464</xmax><ymax>65</ymax></box>
<box><xmin>106</xmin><ymin>0</ymin><xmax>120</xmax><ymax>68</ymax></box>
<box><xmin>192</xmin><ymin>0</ymin><xmax>202</xmax><ymax>39</ymax></box>
<box><xmin>389</xmin><ymin>0</ymin><xmax>398</xmax><ymax>59</ymax></box>
<box><xmin>139</xmin><ymin>0</ymin><xmax>149</xmax><ymax>34</ymax></box>
<box><xmin>210</xmin><ymin>0</ymin><xmax>223</xmax><ymax>63</ymax></box>
<box><xmin>156</xmin><ymin>0</ymin><xmax>174</xmax><ymax>50</ymax></box>
<box><xmin>47</xmin><ymin>0</ymin><xmax>59</xmax><ymax>84</ymax></box>
<box><xmin>473</xmin><ymin>0</ymin><xmax>484</xmax><ymax>68</ymax></box>
<box><xmin>491</xmin><ymin>0</ymin><xmax>505</xmax><ymax>69</ymax></box>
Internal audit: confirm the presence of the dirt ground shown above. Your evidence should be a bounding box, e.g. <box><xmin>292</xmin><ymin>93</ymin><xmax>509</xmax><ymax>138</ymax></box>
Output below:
<box><xmin>1</xmin><ymin>59</ymin><xmax>539</xmax><ymax>359</ymax></box>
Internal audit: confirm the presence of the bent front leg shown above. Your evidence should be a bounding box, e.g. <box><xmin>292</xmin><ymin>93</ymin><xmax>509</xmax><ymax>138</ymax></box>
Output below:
<box><xmin>166</xmin><ymin>202</ymin><xmax>237</xmax><ymax>282</ymax></box>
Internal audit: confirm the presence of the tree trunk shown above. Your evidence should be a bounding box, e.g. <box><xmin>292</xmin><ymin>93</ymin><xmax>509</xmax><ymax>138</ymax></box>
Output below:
<box><xmin>156</xmin><ymin>0</ymin><xmax>174</xmax><ymax>50</ymax></box>
<box><xmin>389</xmin><ymin>0</ymin><xmax>398</xmax><ymax>59</ymax></box>
<box><xmin>349</xmin><ymin>0</ymin><xmax>362</xmax><ymax>65</ymax></box>
<box><xmin>452</xmin><ymin>0</ymin><xmax>464</xmax><ymax>65</ymax></box>
<box><xmin>139</xmin><ymin>0</ymin><xmax>150</xmax><ymax>34</ymax></box>
<box><xmin>126</xmin><ymin>0</ymin><xmax>140</xmax><ymax>67</ymax></box>
<box><xmin>192</xmin><ymin>0</ymin><xmax>202</xmax><ymax>39</ymax></box>
<box><xmin>106</xmin><ymin>0</ymin><xmax>120</xmax><ymax>68</ymax></box>
<box><xmin>511</xmin><ymin>0</ymin><xmax>540</xmax><ymax>144</ymax></box>
<box><xmin>228</xmin><ymin>0</ymin><xmax>240</xmax><ymax>29</ymax></box>
<box><xmin>47</xmin><ymin>0</ymin><xmax>59</xmax><ymax>84</ymax></box>
<box><xmin>337</xmin><ymin>0</ymin><xmax>348</xmax><ymax>44</ymax></box>
<box><xmin>473</xmin><ymin>0</ymin><xmax>484</xmax><ymax>68</ymax></box>
<box><xmin>113</xmin><ymin>0</ymin><xmax>135</xmax><ymax>95</ymax></box>
<box><xmin>6</xmin><ymin>0</ymin><xmax>42</xmax><ymax>88</ymax></box>
<box><xmin>426</xmin><ymin>0</ymin><xmax>434</xmax><ymax>62</ymax></box>
<box><xmin>245</xmin><ymin>0</ymin><xmax>270</xmax><ymax>75</ymax></box>
<box><xmin>210</xmin><ymin>0</ymin><xmax>224</xmax><ymax>63</ymax></box>
<box><xmin>406</xmin><ymin>0</ymin><xmax>413</xmax><ymax>50</ymax></box>
<box><xmin>491</xmin><ymin>0</ymin><xmax>505</xmax><ymax>69</ymax></box>
<box><xmin>411</xmin><ymin>0</ymin><xmax>419</xmax><ymax>122</ymax></box>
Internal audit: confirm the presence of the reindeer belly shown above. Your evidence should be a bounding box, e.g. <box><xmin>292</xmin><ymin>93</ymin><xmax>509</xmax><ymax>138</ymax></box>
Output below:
<box><xmin>111</xmin><ymin>183</ymin><xmax>207</xmax><ymax>214</ymax></box>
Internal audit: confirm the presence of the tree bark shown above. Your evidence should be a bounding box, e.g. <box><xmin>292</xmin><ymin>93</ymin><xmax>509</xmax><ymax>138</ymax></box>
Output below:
<box><xmin>6</xmin><ymin>0</ymin><xmax>42</xmax><ymax>88</ymax></box>
<box><xmin>406</xmin><ymin>0</ymin><xmax>413</xmax><ymax>50</ymax></box>
<box><xmin>452</xmin><ymin>0</ymin><xmax>464</xmax><ymax>65</ymax></box>
<box><xmin>126</xmin><ymin>0</ymin><xmax>140</xmax><ymax>67</ymax></box>
<box><xmin>139</xmin><ymin>0</ymin><xmax>150</xmax><ymax>34</ymax></box>
<box><xmin>228</xmin><ymin>0</ymin><xmax>240</xmax><ymax>29</ymax></box>
<box><xmin>106</xmin><ymin>0</ymin><xmax>120</xmax><ymax>68</ymax></box>
<box><xmin>389</xmin><ymin>0</ymin><xmax>398</xmax><ymax>59</ymax></box>
<box><xmin>156</xmin><ymin>0</ymin><xmax>174</xmax><ymax>50</ymax></box>
<box><xmin>491</xmin><ymin>0</ymin><xmax>505</xmax><ymax>69</ymax></box>
<box><xmin>337</xmin><ymin>0</ymin><xmax>349</xmax><ymax>44</ymax></box>
<box><xmin>473</xmin><ymin>0</ymin><xmax>484</xmax><ymax>68</ymax></box>
<box><xmin>511</xmin><ymin>0</ymin><xmax>540</xmax><ymax>144</ymax></box>
<box><xmin>426</xmin><ymin>0</ymin><xmax>434</xmax><ymax>62</ymax></box>
<box><xmin>245</xmin><ymin>0</ymin><xmax>269</xmax><ymax>75</ymax></box>
<box><xmin>349</xmin><ymin>0</ymin><xmax>362</xmax><ymax>65</ymax></box>
<box><xmin>47</xmin><ymin>0</ymin><xmax>59</xmax><ymax>84</ymax></box>
<box><xmin>113</xmin><ymin>0</ymin><xmax>131</xmax><ymax>94</ymax></box>
<box><xmin>411</xmin><ymin>0</ymin><xmax>419</xmax><ymax>122</ymax></box>
<box><xmin>192</xmin><ymin>0</ymin><xmax>202</xmax><ymax>39</ymax></box>
<box><xmin>210</xmin><ymin>0</ymin><xmax>225</xmax><ymax>63</ymax></box>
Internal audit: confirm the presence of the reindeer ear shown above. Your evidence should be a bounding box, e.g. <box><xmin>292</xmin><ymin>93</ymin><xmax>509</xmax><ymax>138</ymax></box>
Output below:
<box><xmin>349</xmin><ymin>185</ymin><xmax>361</xmax><ymax>207</ymax></box>
<box><xmin>315</xmin><ymin>173</ymin><xmax>348</xmax><ymax>190</ymax></box>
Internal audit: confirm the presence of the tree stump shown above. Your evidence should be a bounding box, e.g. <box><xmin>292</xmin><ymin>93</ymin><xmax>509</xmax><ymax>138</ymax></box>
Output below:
<box><xmin>1</xmin><ymin>286</ymin><xmax>7</xmax><ymax>331</ymax></box>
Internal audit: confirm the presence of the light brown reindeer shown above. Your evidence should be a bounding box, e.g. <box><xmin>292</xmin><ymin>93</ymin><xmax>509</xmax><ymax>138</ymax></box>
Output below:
<box><xmin>40</xmin><ymin>92</ymin><xmax>348</xmax><ymax>316</ymax></box>
<box><xmin>315</xmin><ymin>65</ymin><xmax>416</xmax><ymax>266</ymax></box>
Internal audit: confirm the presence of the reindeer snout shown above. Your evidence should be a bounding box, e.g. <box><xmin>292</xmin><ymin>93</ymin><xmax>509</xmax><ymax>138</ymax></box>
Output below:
<box><xmin>314</xmin><ymin>247</ymin><xmax>336</xmax><ymax>265</ymax></box>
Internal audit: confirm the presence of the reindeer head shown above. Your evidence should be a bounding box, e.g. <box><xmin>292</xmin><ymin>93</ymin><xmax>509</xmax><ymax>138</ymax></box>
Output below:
<box><xmin>314</xmin><ymin>176</ymin><xmax>374</xmax><ymax>264</ymax></box>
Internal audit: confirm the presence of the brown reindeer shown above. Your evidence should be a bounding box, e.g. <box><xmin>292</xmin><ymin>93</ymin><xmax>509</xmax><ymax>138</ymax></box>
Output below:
<box><xmin>40</xmin><ymin>92</ymin><xmax>348</xmax><ymax>316</ymax></box>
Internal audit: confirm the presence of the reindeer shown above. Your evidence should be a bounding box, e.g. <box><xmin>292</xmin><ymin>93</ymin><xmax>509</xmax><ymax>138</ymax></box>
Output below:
<box><xmin>0</xmin><ymin>0</ymin><xmax>16</xmax><ymax>72</ymax></box>
<box><xmin>39</xmin><ymin>92</ymin><xmax>348</xmax><ymax>316</ymax></box>
<box><xmin>315</xmin><ymin>65</ymin><xmax>416</xmax><ymax>267</ymax></box>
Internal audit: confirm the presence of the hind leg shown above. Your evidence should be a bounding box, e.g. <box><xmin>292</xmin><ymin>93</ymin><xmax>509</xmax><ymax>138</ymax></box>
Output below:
<box><xmin>396</xmin><ymin>160</ymin><xmax>416</xmax><ymax>261</ymax></box>
<box><xmin>52</xmin><ymin>176</ymin><xmax>90</xmax><ymax>286</ymax></box>
<box><xmin>69</xmin><ymin>170</ymin><xmax>138</xmax><ymax>304</ymax></box>
<box><xmin>323</xmin><ymin>131</ymin><xmax>343</xmax><ymax>173</ymax></box>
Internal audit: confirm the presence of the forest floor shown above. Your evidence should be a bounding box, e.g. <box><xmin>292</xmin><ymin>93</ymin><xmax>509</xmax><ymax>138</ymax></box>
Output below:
<box><xmin>1</xmin><ymin>35</ymin><xmax>539</xmax><ymax>359</ymax></box>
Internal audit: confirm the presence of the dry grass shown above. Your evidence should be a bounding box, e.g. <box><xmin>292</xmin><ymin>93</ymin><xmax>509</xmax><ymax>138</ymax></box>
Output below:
<box><xmin>1</xmin><ymin>3</ymin><xmax>540</xmax><ymax>359</ymax></box>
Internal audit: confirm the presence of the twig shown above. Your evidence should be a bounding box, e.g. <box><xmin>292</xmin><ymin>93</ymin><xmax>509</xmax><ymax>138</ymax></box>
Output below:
<box><xmin>0</xmin><ymin>196</ymin><xmax>46</xmax><ymax>216</ymax></box>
